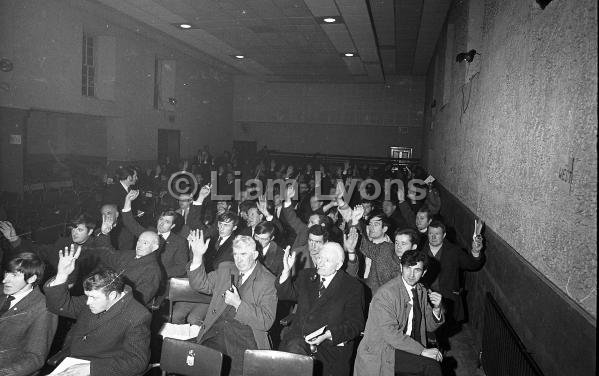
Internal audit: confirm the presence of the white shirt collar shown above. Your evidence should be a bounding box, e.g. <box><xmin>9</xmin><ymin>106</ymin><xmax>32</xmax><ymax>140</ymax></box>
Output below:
<box><xmin>239</xmin><ymin>262</ymin><xmax>257</xmax><ymax>284</ymax></box>
<box><xmin>320</xmin><ymin>271</ymin><xmax>337</xmax><ymax>288</ymax></box>
<box><xmin>9</xmin><ymin>285</ymin><xmax>34</xmax><ymax>308</ymax></box>
<box><xmin>160</xmin><ymin>231</ymin><xmax>170</xmax><ymax>240</ymax></box>
<box><xmin>262</xmin><ymin>243</ymin><xmax>271</xmax><ymax>256</ymax></box>
<box><xmin>120</xmin><ymin>181</ymin><xmax>129</xmax><ymax>192</ymax></box>
<box><xmin>402</xmin><ymin>277</ymin><xmax>415</xmax><ymax>296</ymax></box>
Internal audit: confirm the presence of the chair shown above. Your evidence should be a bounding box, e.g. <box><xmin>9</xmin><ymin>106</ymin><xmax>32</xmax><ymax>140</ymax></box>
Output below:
<box><xmin>155</xmin><ymin>337</ymin><xmax>223</xmax><ymax>376</ymax></box>
<box><xmin>167</xmin><ymin>277</ymin><xmax>212</xmax><ymax>323</ymax></box>
<box><xmin>242</xmin><ymin>349</ymin><xmax>313</xmax><ymax>376</ymax></box>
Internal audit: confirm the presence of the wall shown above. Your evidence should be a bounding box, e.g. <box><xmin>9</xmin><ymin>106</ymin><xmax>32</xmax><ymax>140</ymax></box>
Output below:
<box><xmin>233</xmin><ymin>76</ymin><xmax>425</xmax><ymax>158</ymax></box>
<box><xmin>423</xmin><ymin>0</ymin><xmax>597</xmax><ymax>317</ymax></box>
<box><xmin>0</xmin><ymin>0</ymin><xmax>234</xmax><ymax>166</ymax></box>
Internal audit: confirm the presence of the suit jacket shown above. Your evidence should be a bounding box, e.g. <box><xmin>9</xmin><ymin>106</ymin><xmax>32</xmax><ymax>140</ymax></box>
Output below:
<box><xmin>102</xmin><ymin>182</ymin><xmax>128</xmax><ymax>208</ymax></box>
<box><xmin>45</xmin><ymin>283</ymin><xmax>151</xmax><ymax>376</ymax></box>
<box><xmin>260</xmin><ymin>242</ymin><xmax>284</xmax><ymax>277</ymax></box>
<box><xmin>122</xmin><ymin>210</ymin><xmax>189</xmax><ymax>278</ymax></box>
<box><xmin>354</xmin><ymin>277</ymin><xmax>444</xmax><ymax>376</ymax></box>
<box><xmin>0</xmin><ymin>288</ymin><xmax>58</xmax><ymax>376</ymax></box>
<box><xmin>276</xmin><ymin>269</ymin><xmax>365</xmax><ymax>376</ymax></box>
<box><xmin>420</xmin><ymin>240</ymin><xmax>485</xmax><ymax>321</ymax></box>
<box><xmin>188</xmin><ymin>261</ymin><xmax>277</xmax><ymax>350</ymax></box>
<box><xmin>96</xmin><ymin>248</ymin><xmax>162</xmax><ymax>306</ymax></box>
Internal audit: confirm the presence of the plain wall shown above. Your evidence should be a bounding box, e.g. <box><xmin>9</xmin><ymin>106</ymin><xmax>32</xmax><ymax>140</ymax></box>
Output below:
<box><xmin>0</xmin><ymin>0</ymin><xmax>234</xmax><ymax>165</ymax></box>
<box><xmin>423</xmin><ymin>0</ymin><xmax>597</xmax><ymax>318</ymax></box>
<box><xmin>233</xmin><ymin>76</ymin><xmax>425</xmax><ymax>158</ymax></box>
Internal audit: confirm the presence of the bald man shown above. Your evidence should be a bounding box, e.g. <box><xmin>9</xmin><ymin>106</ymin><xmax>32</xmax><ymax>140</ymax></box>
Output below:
<box><xmin>276</xmin><ymin>242</ymin><xmax>365</xmax><ymax>376</ymax></box>
<box><xmin>94</xmin><ymin>230</ymin><xmax>163</xmax><ymax>306</ymax></box>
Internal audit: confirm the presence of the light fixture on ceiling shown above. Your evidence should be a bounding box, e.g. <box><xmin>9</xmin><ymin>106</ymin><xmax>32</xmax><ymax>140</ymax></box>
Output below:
<box><xmin>234</xmin><ymin>55</ymin><xmax>245</xmax><ymax>59</ymax></box>
<box><xmin>323</xmin><ymin>17</ymin><xmax>336</xmax><ymax>23</ymax></box>
<box><xmin>317</xmin><ymin>16</ymin><xmax>343</xmax><ymax>24</ymax></box>
<box><xmin>177</xmin><ymin>23</ymin><xmax>192</xmax><ymax>29</ymax></box>
<box><xmin>456</xmin><ymin>49</ymin><xmax>479</xmax><ymax>63</ymax></box>
<box><xmin>342</xmin><ymin>52</ymin><xmax>359</xmax><ymax>58</ymax></box>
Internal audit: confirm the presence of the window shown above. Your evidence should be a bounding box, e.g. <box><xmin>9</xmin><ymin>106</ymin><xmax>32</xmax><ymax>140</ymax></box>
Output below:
<box><xmin>82</xmin><ymin>34</ymin><xmax>94</xmax><ymax>96</ymax></box>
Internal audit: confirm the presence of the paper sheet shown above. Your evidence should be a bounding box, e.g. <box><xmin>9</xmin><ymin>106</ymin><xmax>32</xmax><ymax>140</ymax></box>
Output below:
<box><xmin>49</xmin><ymin>357</ymin><xmax>90</xmax><ymax>375</ymax></box>
<box><xmin>159</xmin><ymin>323</ymin><xmax>201</xmax><ymax>340</ymax></box>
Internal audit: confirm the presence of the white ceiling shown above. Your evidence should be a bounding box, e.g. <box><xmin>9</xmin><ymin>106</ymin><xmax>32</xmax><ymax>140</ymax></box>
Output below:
<box><xmin>90</xmin><ymin>0</ymin><xmax>452</xmax><ymax>82</ymax></box>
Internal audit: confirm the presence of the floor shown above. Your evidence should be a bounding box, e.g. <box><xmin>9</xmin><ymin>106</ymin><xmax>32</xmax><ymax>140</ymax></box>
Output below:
<box><xmin>443</xmin><ymin>324</ymin><xmax>487</xmax><ymax>376</ymax></box>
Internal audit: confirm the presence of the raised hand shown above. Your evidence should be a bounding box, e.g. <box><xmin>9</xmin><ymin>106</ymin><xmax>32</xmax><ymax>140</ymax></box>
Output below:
<box><xmin>100</xmin><ymin>213</ymin><xmax>116</xmax><ymax>235</ymax></box>
<box><xmin>257</xmin><ymin>195</ymin><xmax>270</xmax><ymax>216</ymax></box>
<box><xmin>188</xmin><ymin>230</ymin><xmax>210</xmax><ymax>259</ymax></box>
<box><xmin>343</xmin><ymin>227</ymin><xmax>359</xmax><ymax>252</ymax></box>
<box><xmin>57</xmin><ymin>245</ymin><xmax>81</xmax><ymax>277</ymax></box>
<box><xmin>282</xmin><ymin>246</ymin><xmax>296</xmax><ymax>273</ymax></box>
<box><xmin>0</xmin><ymin>221</ymin><xmax>18</xmax><ymax>242</ymax></box>
<box><xmin>397</xmin><ymin>186</ymin><xmax>405</xmax><ymax>203</ymax></box>
<box><xmin>285</xmin><ymin>184</ymin><xmax>296</xmax><ymax>203</ymax></box>
<box><xmin>427</xmin><ymin>289</ymin><xmax>443</xmax><ymax>308</ymax></box>
<box><xmin>197</xmin><ymin>184</ymin><xmax>211</xmax><ymax>202</ymax></box>
<box><xmin>351</xmin><ymin>204</ymin><xmax>365</xmax><ymax>224</ymax></box>
<box><xmin>472</xmin><ymin>235</ymin><xmax>483</xmax><ymax>254</ymax></box>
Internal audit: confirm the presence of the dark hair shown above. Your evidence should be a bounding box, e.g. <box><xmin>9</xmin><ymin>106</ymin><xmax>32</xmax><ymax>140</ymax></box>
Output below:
<box><xmin>394</xmin><ymin>228</ymin><xmax>420</xmax><ymax>246</ymax></box>
<box><xmin>308</xmin><ymin>213</ymin><xmax>327</xmax><ymax>227</ymax></box>
<box><xmin>70</xmin><ymin>213</ymin><xmax>97</xmax><ymax>232</ymax></box>
<box><xmin>83</xmin><ymin>268</ymin><xmax>125</xmax><ymax>295</ymax></box>
<box><xmin>254</xmin><ymin>221</ymin><xmax>275</xmax><ymax>236</ymax></box>
<box><xmin>400</xmin><ymin>250</ymin><xmax>428</xmax><ymax>269</ymax></box>
<box><xmin>368</xmin><ymin>211</ymin><xmax>390</xmax><ymax>229</ymax></box>
<box><xmin>428</xmin><ymin>220</ymin><xmax>446</xmax><ymax>233</ymax></box>
<box><xmin>308</xmin><ymin>225</ymin><xmax>329</xmax><ymax>242</ymax></box>
<box><xmin>217</xmin><ymin>211</ymin><xmax>239</xmax><ymax>226</ymax></box>
<box><xmin>5</xmin><ymin>252</ymin><xmax>45</xmax><ymax>286</ymax></box>
<box><xmin>240</xmin><ymin>201</ymin><xmax>257</xmax><ymax>214</ymax></box>
<box><xmin>116</xmin><ymin>166</ymin><xmax>136</xmax><ymax>181</ymax></box>
<box><xmin>159</xmin><ymin>210</ymin><xmax>178</xmax><ymax>219</ymax></box>
<box><xmin>417</xmin><ymin>206</ymin><xmax>433</xmax><ymax>220</ymax></box>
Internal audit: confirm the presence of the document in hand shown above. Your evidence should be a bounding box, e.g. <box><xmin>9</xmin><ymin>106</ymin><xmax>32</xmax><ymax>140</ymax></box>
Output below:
<box><xmin>304</xmin><ymin>325</ymin><xmax>327</xmax><ymax>342</ymax></box>
<box><xmin>49</xmin><ymin>357</ymin><xmax>90</xmax><ymax>375</ymax></box>
<box><xmin>159</xmin><ymin>323</ymin><xmax>201</xmax><ymax>340</ymax></box>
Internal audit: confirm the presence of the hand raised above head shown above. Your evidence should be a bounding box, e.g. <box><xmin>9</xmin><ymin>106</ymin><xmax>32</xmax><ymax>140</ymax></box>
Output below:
<box><xmin>282</xmin><ymin>246</ymin><xmax>296</xmax><ymax>273</ymax></box>
<box><xmin>126</xmin><ymin>189</ymin><xmax>140</xmax><ymax>202</ymax></box>
<box><xmin>343</xmin><ymin>227</ymin><xmax>359</xmax><ymax>252</ymax></box>
<box><xmin>188</xmin><ymin>229</ymin><xmax>210</xmax><ymax>257</ymax></box>
<box><xmin>0</xmin><ymin>221</ymin><xmax>18</xmax><ymax>242</ymax></box>
<box><xmin>57</xmin><ymin>244</ymin><xmax>81</xmax><ymax>277</ymax></box>
<box><xmin>351</xmin><ymin>204</ymin><xmax>364</xmax><ymax>223</ymax></box>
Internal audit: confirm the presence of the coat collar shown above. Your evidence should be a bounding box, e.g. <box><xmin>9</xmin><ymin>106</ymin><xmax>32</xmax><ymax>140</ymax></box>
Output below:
<box><xmin>0</xmin><ymin>287</ymin><xmax>44</xmax><ymax>318</ymax></box>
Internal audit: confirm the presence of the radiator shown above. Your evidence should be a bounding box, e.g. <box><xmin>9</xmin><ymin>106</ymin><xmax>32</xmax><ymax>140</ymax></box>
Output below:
<box><xmin>481</xmin><ymin>293</ymin><xmax>544</xmax><ymax>376</ymax></box>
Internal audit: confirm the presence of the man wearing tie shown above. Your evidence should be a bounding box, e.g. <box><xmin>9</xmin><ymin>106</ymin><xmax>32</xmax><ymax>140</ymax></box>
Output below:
<box><xmin>0</xmin><ymin>252</ymin><xmax>58</xmax><ymax>376</ymax></box>
<box><xmin>276</xmin><ymin>242</ymin><xmax>365</xmax><ymax>376</ymax></box>
<box><xmin>354</xmin><ymin>250</ymin><xmax>444</xmax><ymax>376</ymax></box>
<box><xmin>187</xmin><ymin>232</ymin><xmax>277</xmax><ymax>376</ymax></box>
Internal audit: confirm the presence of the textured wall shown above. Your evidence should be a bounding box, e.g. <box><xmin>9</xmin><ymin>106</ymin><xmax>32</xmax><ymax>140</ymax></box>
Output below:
<box><xmin>234</xmin><ymin>76</ymin><xmax>425</xmax><ymax>157</ymax></box>
<box><xmin>0</xmin><ymin>0</ymin><xmax>234</xmax><ymax>161</ymax></box>
<box><xmin>423</xmin><ymin>0</ymin><xmax>597</xmax><ymax>316</ymax></box>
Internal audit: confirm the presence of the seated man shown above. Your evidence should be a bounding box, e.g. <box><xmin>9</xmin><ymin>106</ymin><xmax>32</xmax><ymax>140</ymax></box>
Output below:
<box><xmin>276</xmin><ymin>242</ymin><xmax>365</xmax><ymax>376</ymax></box>
<box><xmin>187</xmin><ymin>232</ymin><xmax>277</xmax><ymax>376</ymax></box>
<box><xmin>0</xmin><ymin>252</ymin><xmax>58</xmax><ymax>376</ymax></box>
<box><xmin>354</xmin><ymin>250</ymin><xmax>444</xmax><ymax>376</ymax></box>
<box><xmin>45</xmin><ymin>247</ymin><xmax>151</xmax><ymax>376</ymax></box>
<box><xmin>253</xmin><ymin>221</ymin><xmax>285</xmax><ymax>276</ymax></box>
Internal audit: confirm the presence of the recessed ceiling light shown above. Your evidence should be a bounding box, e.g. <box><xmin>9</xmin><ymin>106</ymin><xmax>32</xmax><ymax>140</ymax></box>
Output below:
<box><xmin>344</xmin><ymin>52</ymin><xmax>355</xmax><ymax>57</ymax></box>
<box><xmin>317</xmin><ymin>16</ymin><xmax>343</xmax><ymax>24</ymax></box>
<box><xmin>178</xmin><ymin>23</ymin><xmax>192</xmax><ymax>29</ymax></box>
<box><xmin>234</xmin><ymin>55</ymin><xmax>245</xmax><ymax>59</ymax></box>
<box><xmin>323</xmin><ymin>17</ymin><xmax>336</xmax><ymax>23</ymax></box>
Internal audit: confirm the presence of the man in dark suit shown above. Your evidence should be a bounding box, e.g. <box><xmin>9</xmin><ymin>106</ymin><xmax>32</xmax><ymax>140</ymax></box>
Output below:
<box><xmin>0</xmin><ymin>252</ymin><xmax>58</xmax><ymax>376</ymax></box>
<box><xmin>187</xmin><ymin>232</ymin><xmax>277</xmax><ymax>376</ymax></box>
<box><xmin>253</xmin><ymin>221</ymin><xmax>285</xmax><ymax>276</ymax></box>
<box><xmin>276</xmin><ymin>242</ymin><xmax>365</xmax><ymax>376</ymax></box>
<box><xmin>45</xmin><ymin>248</ymin><xmax>151</xmax><ymax>376</ymax></box>
<box><xmin>122</xmin><ymin>190</ymin><xmax>189</xmax><ymax>280</ymax></box>
<box><xmin>102</xmin><ymin>166</ymin><xmax>137</xmax><ymax>208</ymax></box>
<box><xmin>420</xmin><ymin>220</ymin><xmax>484</xmax><ymax>324</ymax></box>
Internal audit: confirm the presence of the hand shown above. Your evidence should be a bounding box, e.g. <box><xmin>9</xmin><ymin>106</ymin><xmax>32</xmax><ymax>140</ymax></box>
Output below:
<box><xmin>285</xmin><ymin>184</ymin><xmax>296</xmax><ymax>203</ymax></box>
<box><xmin>427</xmin><ymin>290</ymin><xmax>442</xmax><ymax>308</ymax></box>
<box><xmin>421</xmin><ymin>348</ymin><xmax>443</xmax><ymax>362</ymax></box>
<box><xmin>257</xmin><ymin>195</ymin><xmax>270</xmax><ymax>216</ymax></box>
<box><xmin>306</xmin><ymin>329</ymin><xmax>332</xmax><ymax>346</ymax></box>
<box><xmin>335</xmin><ymin>180</ymin><xmax>345</xmax><ymax>200</ymax></box>
<box><xmin>101</xmin><ymin>215</ymin><xmax>115</xmax><ymax>235</ymax></box>
<box><xmin>188</xmin><ymin>230</ymin><xmax>210</xmax><ymax>258</ymax></box>
<box><xmin>57</xmin><ymin>245</ymin><xmax>82</xmax><ymax>277</ymax></box>
<box><xmin>55</xmin><ymin>363</ymin><xmax>90</xmax><ymax>376</ymax></box>
<box><xmin>472</xmin><ymin>235</ymin><xmax>483</xmax><ymax>254</ymax></box>
<box><xmin>125</xmin><ymin>189</ymin><xmax>139</xmax><ymax>202</ymax></box>
<box><xmin>343</xmin><ymin>227</ymin><xmax>359</xmax><ymax>252</ymax></box>
<box><xmin>197</xmin><ymin>184</ymin><xmax>211</xmax><ymax>202</ymax></box>
<box><xmin>282</xmin><ymin>246</ymin><xmax>296</xmax><ymax>273</ymax></box>
<box><xmin>0</xmin><ymin>221</ymin><xmax>18</xmax><ymax>242</ymax></box>
<box><xmin>351</xmin><ymin>204</ymin><xmax>364</xmax><ymax>223</ymax></box>
<box><xmin>224</xmin><ymin>284</ymin><xmax>242</xmax><ymax>309</ymax></box>
<box><xmin>397</xmin><ymin>187</ymin><xmax>405</xmax><ymax>203</ymax></box>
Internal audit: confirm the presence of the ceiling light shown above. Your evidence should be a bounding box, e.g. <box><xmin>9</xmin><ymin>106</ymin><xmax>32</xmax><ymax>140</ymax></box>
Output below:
<box><xmin>323</xmin><ymin>17</ymin><xmax>336</xmax><ymax>23</ymax></box>
<box><xmin>234</xmin><ymin>55</ymin><xmax>245</xmax><ymax>59</ymax></box>
<box><xmin>344</xmin><ymin>52</ymin><xmax>355</xmax><ymax>57</ymax></box>
<box><xmin>178</xmin><ymin>23</ymin><xmax>192</xmax><ymax>29</ymax></box>
<box><xmin>317</xmin><ymin>16</ymin><xmax>343</xmax><ymax>24</ymax></box>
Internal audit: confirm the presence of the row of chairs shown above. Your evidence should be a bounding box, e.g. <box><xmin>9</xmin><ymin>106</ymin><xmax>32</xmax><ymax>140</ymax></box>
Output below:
<box><xmin>151</xmin><ymin>340</ymin><xmax>313</xmax><ymax>376</ymax></box>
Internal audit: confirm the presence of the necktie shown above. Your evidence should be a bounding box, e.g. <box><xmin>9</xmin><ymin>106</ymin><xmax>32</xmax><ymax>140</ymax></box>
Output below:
<box><xmin>215</xmin><ymin>237</ymin><xmax>222</xmax><ymax>249</ymax></box>
<box><xmin>0</xmin><ymin>295</ymin><xmax>15</xmax><ymax>315</ymax></box>
<box><xmin>238</xmin><ymin>273</ymin><xmax>245</xmax><ymax>286</ymax></box>
<box><xmin>411</xmin><ymin>288</ymin><xmax>422</xmax><ymax>344</ymax></box>
<box><xmin>318</xmin><ymin>278</ymin><xmax>326</xmax><ymax>298</ymax></box>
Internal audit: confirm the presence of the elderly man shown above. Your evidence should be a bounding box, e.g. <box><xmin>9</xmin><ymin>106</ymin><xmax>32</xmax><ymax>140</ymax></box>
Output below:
<box><xmin>187</xmin><ymin>232</ymin><xmax>277</xmax><ymax>376</ymax></box>
<box><xmin>45</xmin><ymin>247</ymin><xmax>150</xmax><ymax>376</ymax></box>
<box><xmin>354</xmin><ymin>250</ymin><xmax>444</xmax><ymax>376</ymax></box>
<box><xmin>0</xmin><ymin>252</ymin><xmax>58</xmax><ymax>376</ymax></box>
<box><xmin>276</xmin><ymin>242</ymin><xmax>365</xmax><ymax>376</ymax></box>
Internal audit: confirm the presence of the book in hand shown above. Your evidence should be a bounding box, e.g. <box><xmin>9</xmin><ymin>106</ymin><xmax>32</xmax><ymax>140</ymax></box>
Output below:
<box><xmin>159</xmin><ymin>323</ymin><xmax>201</xmax><ymax>340</ymax></box>
<box><xmin>423</xmin><ymin>175</ymin><xmax>436</xmax><ymax>184</ymax></box>
<box><xmin>49</xmin><ymin>357</ymin><xmax>90</xmax><ymax>375</ymax></box>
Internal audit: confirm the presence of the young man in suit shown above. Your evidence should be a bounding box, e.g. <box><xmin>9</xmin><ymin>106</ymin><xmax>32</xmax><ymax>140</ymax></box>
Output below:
<box><xmin>276</xmin><ymin>242</ymin><xmax>365</xmax><ymax>376</ymax></box>
<box><xmin>354</xmin><ymin>250</ymin><xmax>444</xmax><ymax>376</ymax></box>
<box><xmin>45</xmin><ymin>247</ymin><xmax>151</xmax><ymax>376</ymax></box>
<box><xmin>0</xmin><ymin>252</ymin><xmax>58</xmax><ymax>376</ymax></box>
<box><xmin>187</xmin><ymin>232</ymin><xmax>277</xmax><ymax>376</ymax></box>
<box><xmin>253</xmin><ymin>221</ymin><xmax>285</xmax><ymax>277</ymax></box>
